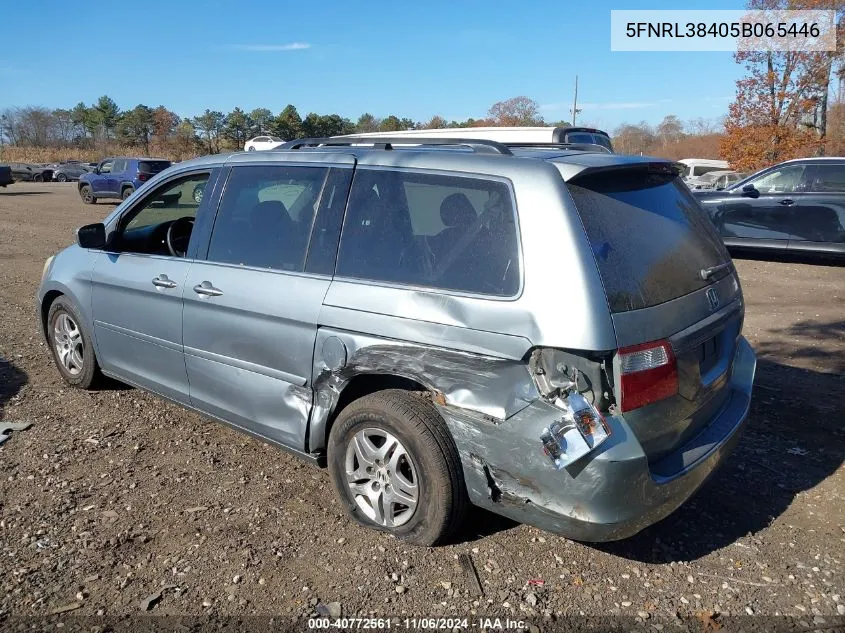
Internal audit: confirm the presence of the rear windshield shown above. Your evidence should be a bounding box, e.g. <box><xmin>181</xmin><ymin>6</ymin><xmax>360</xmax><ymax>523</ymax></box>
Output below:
<box><xmin>139</xmin><ymin>160</ymin><xmax>172</xmax><ymax>174</ymax></box>
<box><xmin>567</xmin><ymin>165</ymin><xmax>729</xmax><ymax>313</ymax></box>
<box><xmin>565</xmin><ymin>132</ymin><xmax>613</xmax><ymax>151</ymax></box>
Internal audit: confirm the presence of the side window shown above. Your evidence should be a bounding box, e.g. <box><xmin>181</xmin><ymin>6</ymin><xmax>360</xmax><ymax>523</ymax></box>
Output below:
<box><xmin>207</xmin><ymin>165</ymin><xmax>328</xmax><ymax>271</ymax></box>
<box><xmin>336</xmin><ymin>169</ymin><xmax>520</xmax><ymax>297</ymax></box>
<box><xmin>112</xmin><ymin>160</ymin><xmax>126</xmax><ymax>174</ymax></box>
<box><xmin>749</xmin><ymin>165</ymin><xmax>806</xmax><ymax>193</ymax></box>
<box><xmin>804</xmin><ymin>164</ymin><xmax>845</xmax><ymax>192</ymax></box>
<box><xmin>99</xmin><ymin>160</ymin><xmax>113</xmax><ymax>174</ymax></box>
<box><xmin>116</xmin><ymin>173</ymin><xmax>211</xmax><ymax>255</ymax></box>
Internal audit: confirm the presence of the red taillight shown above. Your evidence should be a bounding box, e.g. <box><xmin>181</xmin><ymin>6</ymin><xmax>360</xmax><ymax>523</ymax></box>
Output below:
<box><xmin>618</xmin><ymin>339</ymin><xmax>678</xmax><ymax>411</ymax></box>
<box><xmin>138</xmin><ymin>173</ymin><xmax>150</xmax><ymax>181</ymax></box>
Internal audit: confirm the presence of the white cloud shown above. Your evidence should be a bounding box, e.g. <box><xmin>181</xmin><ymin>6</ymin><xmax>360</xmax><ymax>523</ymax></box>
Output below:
<box><xmin>231</xmin><ymin>42</ymin><xmax>311</xmax><ymax>52</ymax></box>
<box><xmin>541</xmin><ymin>101</ymin><xmax>656</xmax><ymax>111</ymax></box>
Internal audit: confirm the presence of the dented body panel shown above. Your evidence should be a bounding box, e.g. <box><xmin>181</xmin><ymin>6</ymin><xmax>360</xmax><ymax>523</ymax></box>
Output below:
<box><xmin>440</xmin><ymin>337</ymin><xmax>756</xmax><ymax>541</ymax></box>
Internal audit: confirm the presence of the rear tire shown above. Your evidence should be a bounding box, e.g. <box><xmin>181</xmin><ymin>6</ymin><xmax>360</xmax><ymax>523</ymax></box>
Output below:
<box><xmin>247</xmin><ymin>146</ymin><xmax>256</xmax><ymax>151</ymax></box>
<box><xmin>327</xmin><ymin>390</ymin><xmax>468</xmax><ymax>546</ymax></box>
<box><xmin>79</xmin><ymin>185</ymin><xmax>96</xmax><ymax>204</ymax></box>
<box><xmin>56</xmin><ymin>173</ymin><xmax>68</xmax><ymax>183</ymax></box>
<box><xmin>33</xmin><ymin>174</ymin><xmax>43</xmax><ymax>182</ymax></box>
<box><xmin>121</xmin><ymin>186</ymin><xmax>134</xmax><ymax>200</ymax></box>
<box><xmin>46</xmin><ymin>297</ymin><xmax>101</xmax><ymax>389</ymax></box>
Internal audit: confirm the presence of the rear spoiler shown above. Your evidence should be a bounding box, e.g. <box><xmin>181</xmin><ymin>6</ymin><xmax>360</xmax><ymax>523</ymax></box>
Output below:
<box><xmin>555</xmin><ymin>159</ymin><xmax>682</xmax><ymax>183</ymax></box>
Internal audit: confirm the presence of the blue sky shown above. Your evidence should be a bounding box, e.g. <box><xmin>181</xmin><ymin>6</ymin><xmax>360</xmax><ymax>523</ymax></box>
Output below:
<box><xmin>0</xmin><ymin>0</ymin><xmax>746</xmax><ymax>130</ymax></box>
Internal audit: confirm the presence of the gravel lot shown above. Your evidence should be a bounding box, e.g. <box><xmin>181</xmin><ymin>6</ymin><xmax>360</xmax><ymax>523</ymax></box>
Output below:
<box><xmin>0</xmin><ymin>183</ymin><xmax>843</xmax><ymax>629</ymax></box>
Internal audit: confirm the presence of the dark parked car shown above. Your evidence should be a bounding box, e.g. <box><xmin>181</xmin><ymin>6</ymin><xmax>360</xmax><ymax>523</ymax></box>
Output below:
<box><xmin>78</xmin><ymin>157</ymin><xmax>172</xmax><ymax>203</ymax></box>
<box><xmin>0</xmin><ymin>165</ymin><xmax>13</xmax><ymax>187</ymax></box>
<box><xmin>8</xmin><ymin>162</ymin><xmax>54</xmax><ymax>182</ymax></box>
<box><xmin>53</xmin><ymin>162</ymin><xmax>91</xmax><ymax>182</ymax></box>
<box><xmin>695</xmin><ymin>157</ymin><xmax>845</xmax><ymax>260</ymax></box>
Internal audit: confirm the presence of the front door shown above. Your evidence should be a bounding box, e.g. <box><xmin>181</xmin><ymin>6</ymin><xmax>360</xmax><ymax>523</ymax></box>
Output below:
<box><xmin>93</xmin><ymin>159</ymin><xmax>115</xmax><ymax>196</ymax></box>
<box><xmin>714</xmin><ymin>163</ymin><xmax>809</xmax><ymax>249</ymax></box>
<box><xmin>91</xmin><ymin>170</ymin><xmax>214</xmax><ymax>402</ymax></box>
<box><xmin>182</xmin><ymin>161</ymin><xmax>354</xmax><ymax>449</ymax></box>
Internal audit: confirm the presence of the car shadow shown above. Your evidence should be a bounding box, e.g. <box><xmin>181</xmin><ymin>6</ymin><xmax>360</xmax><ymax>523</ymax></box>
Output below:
<box><xmin>456</xmin><ymin>507</ymin><xmax>520</xmax><ymax>543</ymax></box>
<box><xmin>596</xmin><ymin>357</ymin><xmax>843</xmax><ymax>563</ymax></box>
<box><xmin>0</xmin><ymin>191</ymin><xmax>53</xmax><ymax>196</ymax></box>
<box><xmin>0</xmin><ymin>354</ymin><xmax>28</xmax><ymax>427</ymax></box>
<box><xmin>729</xmin><ymin>248</ymin><xmax>844</xmax><ymax>267</ymax></box>
<box><xmin>755</xmin><ymin>319</ymin><xmax>845</xmax><ymax>373</ymax></box>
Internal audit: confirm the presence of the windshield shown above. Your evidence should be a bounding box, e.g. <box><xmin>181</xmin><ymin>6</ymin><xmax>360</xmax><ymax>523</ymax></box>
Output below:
<box><xmin>567</xmin><ymin>165</ymin><xmax>730</xmax><ymax>313</ymax></box>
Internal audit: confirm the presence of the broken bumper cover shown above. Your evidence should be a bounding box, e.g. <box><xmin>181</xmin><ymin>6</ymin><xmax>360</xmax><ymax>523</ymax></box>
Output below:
<box><xmin>441</xmin><ymin>336</ymin><xmax>757</xmax><ymax>542</ymax></box>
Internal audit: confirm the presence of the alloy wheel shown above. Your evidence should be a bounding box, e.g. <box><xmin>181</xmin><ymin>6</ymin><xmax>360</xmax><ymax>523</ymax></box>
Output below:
<box><xmin>344</xmin><ymin>428</ymin><xmax>419</xmax><ymax>527</ymax></box>
<box><xmin>53</xmin><ymin>313</ymin><xmax>84</xmax><ymax>376</ymax></box>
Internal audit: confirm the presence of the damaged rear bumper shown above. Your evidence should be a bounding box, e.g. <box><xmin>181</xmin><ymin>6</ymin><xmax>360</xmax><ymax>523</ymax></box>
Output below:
<box><xmin>440</xmin><ymin>336</ymin><xmax>757</xmax><ymax>542</ymax></box>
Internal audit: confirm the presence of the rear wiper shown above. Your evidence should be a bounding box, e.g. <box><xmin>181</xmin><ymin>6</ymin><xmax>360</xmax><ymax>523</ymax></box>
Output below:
<box><xmin>700</xmin><ymin>262</ymin><xmax>732</xmax><ymax>280</ymax></box>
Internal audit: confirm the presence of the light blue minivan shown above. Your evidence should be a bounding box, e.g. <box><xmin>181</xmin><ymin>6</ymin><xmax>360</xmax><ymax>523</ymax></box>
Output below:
<box><xmin>39</xmin><ymin>137</ymin><xmax>756</xmax><ymax>546</ymax></box>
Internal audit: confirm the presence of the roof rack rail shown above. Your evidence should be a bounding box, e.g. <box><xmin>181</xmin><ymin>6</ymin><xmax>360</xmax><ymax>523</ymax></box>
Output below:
<box><xmin>505</xmin><ymin>142</ymin><xmax>613</xmax><ymax>154</ymax></box>
<box><xmin>279</xmin><ymin>136</ymin><xmax>513</xmax><ymax>155</ymax></box>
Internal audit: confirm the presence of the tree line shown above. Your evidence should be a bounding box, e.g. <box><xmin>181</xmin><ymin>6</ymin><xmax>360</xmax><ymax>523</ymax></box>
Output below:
<box><xmin>0</xmin><ymin>96</ymin><xmax>560</xmax><ymax>160</ymax></box>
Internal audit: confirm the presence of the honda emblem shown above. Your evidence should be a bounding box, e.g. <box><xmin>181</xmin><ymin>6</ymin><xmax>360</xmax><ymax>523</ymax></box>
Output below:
<box><xmin>706</xmin><ymin>287</ymin><xmax>720</xmax><ymax>312</ymax></box>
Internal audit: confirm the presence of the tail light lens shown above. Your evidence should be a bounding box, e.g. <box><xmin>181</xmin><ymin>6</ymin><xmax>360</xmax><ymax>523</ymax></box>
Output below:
<box><xmin>618</xmin><ymin>340</ymin><xmax>677</xmax><ymax>411</ymax></box>
<box><xmin>138</xmin><ymin>172</ymin><xmax>150</xmax><ymax>182</ymax></box>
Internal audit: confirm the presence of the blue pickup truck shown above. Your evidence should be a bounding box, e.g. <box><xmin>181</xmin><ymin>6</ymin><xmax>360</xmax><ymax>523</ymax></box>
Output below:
<box><xmin>78</xmin><ymin>157</ymin><xmax>171</xmax><ymax>203</ymax></box>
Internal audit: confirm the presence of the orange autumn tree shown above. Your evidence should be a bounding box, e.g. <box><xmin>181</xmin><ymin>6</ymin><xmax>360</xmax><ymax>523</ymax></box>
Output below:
<box><xmin>721</xmin><ymin>0</ymin><xmax>843</xmax><ymax>171</ymax></box>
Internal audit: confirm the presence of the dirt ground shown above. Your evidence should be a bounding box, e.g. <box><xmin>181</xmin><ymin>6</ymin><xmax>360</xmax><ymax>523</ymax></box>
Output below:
<box><xmin>0</xmin><ymin>183</ymin><xmax>843</xmax><ymax>630</ymax></box>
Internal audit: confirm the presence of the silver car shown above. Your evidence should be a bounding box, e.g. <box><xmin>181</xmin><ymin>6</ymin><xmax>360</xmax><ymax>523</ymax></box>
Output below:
<box><xmin>38</xmin><ymin>138</ymin><xmax>756</xmax><ymax>546</ymax></box>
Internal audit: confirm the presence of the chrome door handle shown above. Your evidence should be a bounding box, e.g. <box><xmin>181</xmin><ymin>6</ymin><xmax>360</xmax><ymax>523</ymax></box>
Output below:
<box><xmin>779</xmin><ymin>198</ymin><xmax>794</xmax><ymax>206</ymax></box>
<box><xmin>152</xmin><ymin>275</ymin><xmax>177</xmax><ymax>289</ymax></box>
<box><xmin>193</xmin><ymin>281</ymin><xmax>223</xmax><ymax>297</ymax></box>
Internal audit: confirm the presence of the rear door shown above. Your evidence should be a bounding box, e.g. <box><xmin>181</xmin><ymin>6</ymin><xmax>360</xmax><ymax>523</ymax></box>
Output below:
<box><xmin>182</xmin><ymin>159</ymin><xmax>354</xmax><ymax>450</ymax></box>
<box><xmin>788</xmin><ymin>162</ymin><xmax>845</xmax><ymax>255</ymax></box>
<box><xmin>565</xmin><ymin>163</ymin><xmax>742</xmax><ymax>462</ymax></box>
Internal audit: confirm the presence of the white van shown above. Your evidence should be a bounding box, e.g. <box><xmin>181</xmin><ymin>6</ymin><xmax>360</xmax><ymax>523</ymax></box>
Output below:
<box><xmin>679</xmin><ymin>158</ymin><xmax>730</xmax><ymax>187</ymax></box>
<box><xmin>341</xmin><ymin>126</ymin><xmax>614</xmax><ymax>152</ymax></box>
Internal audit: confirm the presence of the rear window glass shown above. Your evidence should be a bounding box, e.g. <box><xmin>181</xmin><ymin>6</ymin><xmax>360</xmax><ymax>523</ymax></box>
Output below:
<box><xmin>337</xmin><ymin>169</ymin><xmax>520</xmax><ymax>296</ymax></box>
<box><xmin>566</xmin><ymin>132</ymin><xmax>613</xmax><ymax>150</ymax></box>
<box><xmin>804</xmin><ymin>164</ymin><xmax>845</xmax><ymax>192</ymax></box>
<box><xmin>139</xmin><ymin>160</ymin><xmax>172</xmax><ymax>174</ymax></box>
<box><xmin>692</xmin><ymin>165</ymin><xmax>726</xmax><ymax>177</ymax></box>
<box><xmin>567</xmin><ymin>166</ymin><xmax>729</xmax><ymax>313</ymax></box>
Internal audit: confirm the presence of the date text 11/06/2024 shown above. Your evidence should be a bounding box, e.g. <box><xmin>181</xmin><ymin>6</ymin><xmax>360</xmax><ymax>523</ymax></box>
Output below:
<box><xmin>307</xmin><ymin>617</ymin><xmax>530</xmax><ymax>630</ymax></box>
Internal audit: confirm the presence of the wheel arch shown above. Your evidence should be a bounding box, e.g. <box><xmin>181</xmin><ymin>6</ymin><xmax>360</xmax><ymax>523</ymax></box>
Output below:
<box><xmin>40</xmin><ymin>289</ymin><xmax>65</xmax><ymax>340</ymax></box>
<box><xmin>317</xmin><ymin>373</ymin><xmax>429</xmax><ymax>456</ymax></box>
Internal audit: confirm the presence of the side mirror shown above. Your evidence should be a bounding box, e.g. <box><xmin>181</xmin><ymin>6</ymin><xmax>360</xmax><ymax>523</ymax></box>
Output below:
<box><xmin>77</xmin><ymin>223</ymin><xmax>106</xmax><ymax>249</ymax></box>
<box><xmin>741</xmin><ymin>183</ymin><xmax>759</xmax><ymax>198</ymax></box>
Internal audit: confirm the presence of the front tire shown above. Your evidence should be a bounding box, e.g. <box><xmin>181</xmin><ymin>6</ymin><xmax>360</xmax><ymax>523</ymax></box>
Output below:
<box><xmin>46</xmin><ymin>297</ymin><xmax>100</xmax><ymax>389</ymax></box>
<box><xmin>79</xmin><ymin>185</ymin><xmax>96</xmax><ymax>204</ymax></box>
<box><xmin>247</xmin><ymin>146</ymin><xmax>256</xmax><ymax>151</ymax></box>
<box><xmin>33</xmin><ymin>174</ymin><xmax>43</xmax><ymax>182</ymax></box>
<box><xmin>328</xmin><ymin>390</ymin><xmax>468</xmax><ymax>546</ymax></box>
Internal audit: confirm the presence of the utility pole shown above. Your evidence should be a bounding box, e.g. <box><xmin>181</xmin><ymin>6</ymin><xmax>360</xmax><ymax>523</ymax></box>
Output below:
<box><xmin>570</xmin><ymin>75</ymin><xmax>582</xmax><ymax>125</ymax></box>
